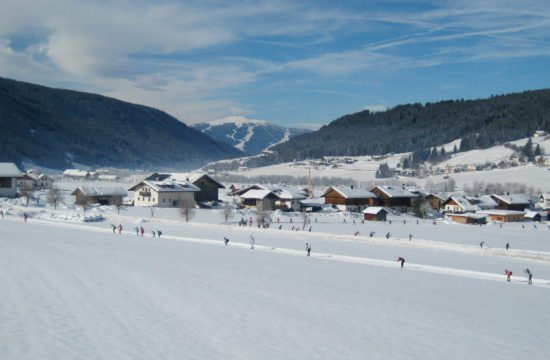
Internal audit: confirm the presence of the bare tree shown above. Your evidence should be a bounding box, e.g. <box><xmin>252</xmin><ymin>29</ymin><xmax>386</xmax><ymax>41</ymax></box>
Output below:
<box><xmin>19</xmin><ymin>185</ymin><xmax>34</xmax><ymax>206</ymax></box>
<box><xmin>46</xmin><ymin>186</ymin><xmax>63</xmax><ymax>210</ymax></box>
<box><xmin>221</xmin><ymin>202</ymin><xmax>235</xmax><ymax>223</ymax></box>
<box><xmin>301</xmin><ymin>211</ymin><xmax>310</xmax><ymax>230</ymax></box>
<box><xmin>179</xmin><ymin>198</ymin><xmax>195</xmax><ymax>222</ymax></box>
<box><xmin>75</xmin><ymin>197</ymin><xmax>90</xmax><ymax>214</ymax></box>
<box><xmin>110</xmin><ymin>197</ymin><xmax>124</xmax><ymax>214</ymax></box>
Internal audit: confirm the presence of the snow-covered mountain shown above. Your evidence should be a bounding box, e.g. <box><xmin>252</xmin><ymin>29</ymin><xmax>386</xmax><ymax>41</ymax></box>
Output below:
<box><xmin>193</xmin><ymin>116</ymin><xmax>311</xmax><ymax>155</ymax></box>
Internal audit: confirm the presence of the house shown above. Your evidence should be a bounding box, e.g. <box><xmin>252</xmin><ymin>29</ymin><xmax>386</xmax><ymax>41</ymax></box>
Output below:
<box><xmin>370</xmin><ymin>185</ymin><xmax>417</xmax><ymax>209</ymax></box>
<box><xmin>17</xmin><ymin>172</ymin><xmax>38</xmax><ymax>190</ymax></box>
<box><xmin>71</xmin><ymin>186</ymin><xmax>127</xmax><ymax>205</ymax></box>
<box><xmin>232</xmin><ymin>184</ymin><xmax>270</xmax><ymax>196</ymax></box>
<box><xmin>443</xmin><ymin>196</ymin><xmax>480</xmax><ymax>213</ymax></box>
<box><xmin>271</xmin><ymin>188</ymin><xmax>307</xmax><ymax>211</ymax></box>
<box><xmin>362</xmin><ymin>207</ymin><xmax>389</xmax><ymax>221</ymax></box>
<box><xmin>322</xmin><ymin>186</ymin><xmax>378</xmax><ymax>212</ymax></box>
<box><xmin>524</xmin><ymin>211</ymin><xmax>543</xmax><ymax>222</ymax></box>
<box><xmin>426</xmin><ymin>193</ymin><xmax>447</xmax><ymax>210</ymax></box>
<box><xmin>239</xmin><ymin>189</ymin><xmax>278</xmax><ymax>211</ymax></box>
<box><xmin>537</xmin><ymin>194</ymin><xmax>550</xmax><ymax>209</ymax></box>
<box><xmin>146</xmin><ymin>172</ymin><xmax>225</xmax><ymax>202</ymax></box>
<box><xmin>63</xmin><ymin>169</ymin><xmax>90</xmax><ymax>180</ymax></box>
<box><xmin>533</xmin><ymin>130</ymin><xmax>547</xmax><ymax>138</ymax></box>
<box><xmin>447</xmin><ymin>213</ymin><xmax>487</xmax><ymax>225</ymax></box>
<box><xmin>0</xmin><ymin>163</ymin><xmax>23</xmax><ymax>198</ymax></box>
<box><xmin>37</xmin><ymin>174</ymin><xmax>54</xmax><ymax>189</ymax></box>
<box><xmin>490</xmin><ymin>194</ymin><xmax>531</xmax><ymax>211</ymax></box>
<box><xmin>476</xmin><ymin>210</ymin><xmax>525</xmax><ymax>222</ymax></box>
<box><xmin>128</xmin><ymin>180</ymin><xmax>200</xmax><ymax>208</ymax></box>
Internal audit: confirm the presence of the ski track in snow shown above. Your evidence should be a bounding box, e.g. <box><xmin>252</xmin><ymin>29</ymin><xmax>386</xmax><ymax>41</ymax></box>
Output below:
<box><xmin>7</xmin><ymin>216</ymin><xmax>550</xmax><ymax>288</ymax></box>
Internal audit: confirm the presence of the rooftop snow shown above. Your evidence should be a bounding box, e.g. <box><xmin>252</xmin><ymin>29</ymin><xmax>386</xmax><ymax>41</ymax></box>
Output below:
<box><xmin>0</xmin><ymin>163</ymin><xmax>23</xmax><ymax>177</ymax></box>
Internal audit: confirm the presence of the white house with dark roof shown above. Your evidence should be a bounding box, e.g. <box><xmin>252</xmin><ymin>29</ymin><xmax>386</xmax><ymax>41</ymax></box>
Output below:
<box><xmin>443</xmin><ymin>195</ymin><xmax>480</xmax><ymax>213</ymax></box>
<box><xmin>239</xmin><ymin>189</ymin><xmax>278</xmax><ymax>211</ymax></box>
<box><xmin>129</xmin><ymin>180</ymin><xmax>200</xmax><ymax>208</ymax></box>
<box><xmin>0</xmin><ymin>163</ymin><xmax>23</xmax><ymax>197</ymax></box>
<box><xmin>146</xmin><ymin>172</ymin><xmax>225</xmax><ymax>202</ymax></box>
<box><xmin>322</xmin><ymin>186</ymin><xmax>378</xmax><ymax>212</ymax></box>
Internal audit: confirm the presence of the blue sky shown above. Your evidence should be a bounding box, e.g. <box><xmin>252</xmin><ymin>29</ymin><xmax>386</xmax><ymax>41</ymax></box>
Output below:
<box><xmin>1</xmin><ymin>0</ymin><xmax>549</xmax><ymax>129</ymax></box>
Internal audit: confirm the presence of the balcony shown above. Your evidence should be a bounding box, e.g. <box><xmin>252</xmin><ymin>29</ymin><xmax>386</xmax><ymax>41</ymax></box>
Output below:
<box><xmin>139</xmin><ymin>191</ymin><xmax>151</xmax><ymax>197</ymax></box>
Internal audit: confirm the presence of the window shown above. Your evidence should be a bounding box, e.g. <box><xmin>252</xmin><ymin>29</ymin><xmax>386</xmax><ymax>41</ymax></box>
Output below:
<box><xmin>0</xmin><ymin>177</ymin><xmax>12</xmax><ymax>188</ymax></box>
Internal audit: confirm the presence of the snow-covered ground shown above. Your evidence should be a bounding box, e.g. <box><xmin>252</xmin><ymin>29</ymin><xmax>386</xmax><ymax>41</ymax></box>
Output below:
<box><xmin>1</xmin><ymin>200</ymin><xmax>550</xmax><ymax>359</ymax></box>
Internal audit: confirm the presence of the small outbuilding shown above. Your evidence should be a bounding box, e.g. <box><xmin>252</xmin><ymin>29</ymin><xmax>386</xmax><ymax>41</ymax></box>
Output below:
<box><xmin>476</xmin><ymin>210</ymin><xmax>525</xmax><ymax>222</ymax></box>
<box><xmin>448</xmin><ymin>213</ymin><xmax>487</xmax><ymax>225</ymax></box>
<box><xmin>362</xmin><ymin>207</ymin><xmax>389</xmax><ymax>221</ymax></box>
<box><xmin>72</xmin><ymin>186</ymin><xmax>128</xmax><ymax>206</ymax></box>
<box><xmin>0</xmin><ymin>163</ymin><xmax>23</xmax><ymax>198</ymax></box>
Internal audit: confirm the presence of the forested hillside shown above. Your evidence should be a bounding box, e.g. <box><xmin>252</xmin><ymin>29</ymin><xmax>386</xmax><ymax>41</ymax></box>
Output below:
<box><xmin>0</xmin><ymin>77</ymin><xmax>242</xmax><ymax>169</ymax></box>
<box><xmin>273</xmin><ymin>90</ymin><xmax>550</xmax><ymax>161</ymax></box>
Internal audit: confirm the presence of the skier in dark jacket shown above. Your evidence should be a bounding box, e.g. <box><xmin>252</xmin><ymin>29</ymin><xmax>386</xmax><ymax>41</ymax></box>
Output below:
<box><xmin>505</xmin><ymin>242</ymin><xmax>510</xmax><ymax>251</ymax></box>
<box><xmin>397</xmin><ymin>257</ymin><xmax>405</xmax><ymax>268</ymax></box>
<box><xmin>306</xmin><ymin>243</ymin><xmax>311</xmax><ymax>256</ymax></box>
<box><xmin>157</xmin><ymin>230</ymin><xmax>162</xmax><ymax>238</ymax></box>
<box><xmin>525</xmin><ymin>268</ymin><xmax>533</xmax><ymax>285</ymax></box>
<box><xmin>224</xmin><ymin>237</ymin><xmax>229</xmax><ymax>246</ymax></box>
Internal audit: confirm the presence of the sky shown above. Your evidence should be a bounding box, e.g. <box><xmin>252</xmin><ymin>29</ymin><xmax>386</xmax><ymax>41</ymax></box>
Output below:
<box><xmin>1</xmin><ymin>0</ymin><xmax>549</xmax><ymax>129</ymax></box>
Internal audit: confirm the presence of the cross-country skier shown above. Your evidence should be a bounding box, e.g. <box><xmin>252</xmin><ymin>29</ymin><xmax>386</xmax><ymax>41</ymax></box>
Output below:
<box><xmin>0</xmin><ymin>209</ymin><xmax>4</xmax><ymax>218</ymax></box>
<box><xmin>250</xmin><ymin>235</ymin><xmax>255</xmax><ymax>249</ymax></box>
<box><xmin>24</xmin><ymin>213</ymin><xmax>28</xmax><ymax>222</ymax></box>
<box><xmin>480</xmin><ymin>241</ymin><xmax>485</xmax><ymax>249</ymax></box>
<box><xmin>224</xmin><ymin>237</ymin><xmax>229</xmax><ymax>246</ymax></box>
<box><xmin>157</xmin><ymin>230</ymin><xmax>162</xmax><ymax>238</ymax></box>
<box><xmin>525</xmin><ymin>268</ymin><xmax>533</xmax><ymax>285</ymax></box>
<box><xmin>306</xmin><ymin>243</ymin><xmax>311</xmax><ymax>256</ymax></box>
<box><xmin>504</xmin><ymin>269</ymin><xmax>513</xmax><ymax>282</ymax></box>
<box><xmin>135</xmin><ymin>227</ymin><xmax>139</xmax><ymax>236</ymax></box>
<box><xmin>152</xmin><ymin>231</ymin><xmax>156</xmax><ymax>238</ymax></box>
<box><xmin>111</xmin><ymin>224</ymin><xmax>116</xmax><ymax>233</ymax></box>
<box><xmin>397</xmin><ymin>257</ymin><xmax>405</xmax><ymax>268</ymax></box>
<box><xmin>354</xmin><ymin>231</ymin><xmax>360</xmax><ymax>236</ymax></box>
<box><xmin>308</xmin><ymin>226</ymin><xmax>312</xmax><ymax>232</ymax></box>
<box><xmin>118</xmin><ymin>224</ymin><xmax>123</xmax><ymax>235</ymax></box>
<box><xmin>409</xmin><ymin>234</ymin><xmax>412</xmax><ymax>241</ymax></box>
<box><xmin>505</xmin><ymin>242</ymin><xmax>510</xmax><ymax>251</ymax></box>
<box><xmin>140</xmin><ymin>226</ymin><xmax>144</xmax><ymax>236</ymax></box>
<box><xmin>386</xmin><ymin>232</ymin><xmax>390</xmax><ymax>239</ymax></box>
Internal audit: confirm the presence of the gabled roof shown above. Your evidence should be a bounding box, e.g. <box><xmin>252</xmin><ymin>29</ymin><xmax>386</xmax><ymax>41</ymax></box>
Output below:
<box><xmin>239</xmin><ymin>189</ymin><xmax>274</xmax><ymax>200</ymax></box>
<box><xmin>272</xmin><ymin>189</ymin><xmax>307</xmax><ymax>200</ymax></box>
<box><xmin>322</xmin><ymin>186</ymin><xmax>376</xmax><ymax>199</ymax></box>
<box><xmin>72</xmin><ymin>186</ymin><xmax>127</xmax><ymax>197</ymax></box>
<box><xmin>476</xmin><ymin>210</ymin><xmax>525</xmax><ymax>216</ymax></box>
<box><xmin>129</xmin><ymin>180</ymin><xmax>200</xmax><ymax>193</ymax></box>
<box><xmin>21</xmin><ymin>173</ymin><xmax>39</xmax><ymax>181</ymax></box>
<box><xmin>63</xmin><ymin>169</ymin><xmax>89</xmax><ymax>177</ymax></box>
<box><xmin>524</xmin><ymin>210</ymin><xmax>543</xmax><ymax>219</ymax></box>
<box><xmin>427</xmin><ymin>193</ymin><xmax>448</xmax><ymax>201</ymax></box>
<box><xmin>467</xmin><ymin>195</ymin><xmax>498</xmax><ymax>209</ymax></box>
<box><xmin>445</xmin><ymin>195</ymin><xmax>480</xmax><ymax>212</ymax></box>
<box><xmin>169</xmin><ymin>172</ymin><xmax>225</xmax><ymax>189</ymax></box>
<box><xmin>362</xmin><ymin>206</ymin><xmax>389</xmax><ymax>215</ymax></box>
<box><xmin>233</xmin><ymin>184</ymin><xmax>270</xmax><ymax>196</ymax></box>
<box><xmin>371</xmin><ymin>185</ymin><xmax>416</xmax><ymax>198</ymax></box>
<box><xmin>0</xmin><ymin>163</ymin><xmax>23</xmax><ymax>177</ymax></box>
<box><xmin>491</xmin><ymin>194</ymin><xmax>531</xmax><ymax>205</ymax></box>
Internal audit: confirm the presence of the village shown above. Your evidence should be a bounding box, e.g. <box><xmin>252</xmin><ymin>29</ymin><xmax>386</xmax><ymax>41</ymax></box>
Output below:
<box><xmin>1</xmin><ymin>161</ymin><xmax>549</xmax><ymax>227</ymax></box>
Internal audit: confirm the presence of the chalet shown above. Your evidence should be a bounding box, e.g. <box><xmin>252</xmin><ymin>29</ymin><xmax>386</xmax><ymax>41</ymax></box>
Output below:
<box><xmin>321</xmin><ymin>187</ymin><xmax>378</xmax><ymax>212</ymax></box>
<box><xmin>146</xmin><ymin>173</ymin><xmax>225</xmax><ymax>202</ymax></box>
<box><xmin>239</xmin><ymin>189</ymin><xmax>278</xmax><ymax>211</ymax></box>
<box><xmin>128</xmin><ymin>180</ymin><xmax>200</xmax><ymax>208</ymax></box>
<box><xmin>476</xmin><ymin>210</ymin><xmax>525</xmax><ymax>223</ymax></box>
<box><xmin>447</xmin><ymin>213</ymin><xmax>487</xmax><ymax>225</ymax></box>
<box><xmin>362</xmin><ymin>207</ymin><xmax>389</xmax><ymax>221</ymax></box>
<box><xmin>37</xmin><ymin>174</ymin><xmax>54</xmax><ymax>189</ymax></box>
<box><xmin>537</xmin><ymin>194</ymin><xmax>550</xmax><ymax>209</ymax></box>
<box><xmin>533</xmin><ymin>130</ymin><xmax>547</xmax><ymax>138</ymax></box>
<box><xmin>232</xmin><ymin>184</ymin><xmax>270</xmax><ymax>196</ymax></box>
<box><xmin>71</xmin><ymin>186</ymin><xmax>127</xmax><ymax>205</ymax></box>
<box><xmin>426</xmin><ymin>193</ymin><xmax>447</xmax><ymax>210</ymax></box>
<box><xmin>490</xmin><ymin>194</ymin><xmax>531</xmax><ymax>211</ymax></box>
<box><xmin>271</xmin><ymin>188</ymin><xmax>307</xmax><ymax>211</ymax></box>
<box><xmin>370</xmin><ymin>185</ymin><xmax>416</xmax><ymax>209</ymax></box>
<box><xmin>0</xmin><ymin>163</ymin><xmax>23</xmax><ymax>198</ymax></box>
<box><xmin>443</xmin><ymin>196</ymin><xmax>480</xmax><ymax>213</ymax></box>
<box><xmin>17</xmin><ymin>173</ymin><xmax>38</xmax><ymax>190</ymax></box>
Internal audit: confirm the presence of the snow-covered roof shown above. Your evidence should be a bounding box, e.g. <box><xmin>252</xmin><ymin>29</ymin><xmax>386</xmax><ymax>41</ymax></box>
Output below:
<box><xmin>372</xmin><ymin>185</ymin><xmax>416</xmax><ymax>198</ymax></box>
<box><xmin>21</xmin><ymin>173</ymin><xmax>39</xmax><ymax>181</ymax></box>
<box><xmin>72</xmin><ymin>186</ymin><xmax>127</xmax><ymax>197</ymax></box>
<box><xmin>98</xmin><ymin>175</ymin><xmax>118</xmax><ymax>181</ymax></box>
<box><xmin>239</xmin><ymin>189</ymin><xmax>273</xmax><ymax>199</ymax></box>
<box><xmin>476</xmin><ymin>210</ymin><xmax>525</xmax><ymax>216</ymax></box>
<box><xmin>272</xmin><ymin>189</ymin><xmax>307</xmax><ymax>200</ymax></box>
<box><xmin>491</xmin><ymin>194</ymin><xmax>531</xmax><ymax>205</ymax></box>
<box><xmin>446</xmin><ymin>196</ymin><xmax>480</xmax><ymax>212</ymax></box>
<box><xmin>524</xmin><ymin>211</ymin><xmax>543</xmax><ymax>219</ymax></box>
<box><xmin>471</xmin><ymin>195</ymin><xmax>498</xmax><ymax>209</ymax></box>
<box><xmin>362</xmin><ymin>206</ymin><xmax>388</xmax><ymax>215</ymax></box>
<box><xmin>129</xmin><ymin>180</ymin><xmax>200</xmax><ymax>193</ymax></box>
<box><xmin>427</xmin><ymin>193</ymin><xmax>448</xmax><ymax>201</ymax></box>
<box><xmin>63</xmin><ymin>169</ymin><xmax>89</xmax><ymax>177</ymax></box>
<box><xmin>322</xmin><ymin>187</ymin><xmax>376</xmax><ymax>199</ymax></box>
<box><xmin>169</xmin><ymin>173</ymin><xmax>225</xmax><ymax>189</ymax></box>
<box><xmin>0</xmin><ymin>163</ymin><xmax>23</xmax><ymax>177</ymax></box>
<box><xmin>449</xmin><ymin>213</ymin><xmax>487</xmax><ymax>220</ymax></box>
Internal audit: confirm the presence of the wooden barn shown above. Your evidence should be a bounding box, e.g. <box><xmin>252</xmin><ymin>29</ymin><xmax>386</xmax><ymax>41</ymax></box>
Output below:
<box><xmin>426</xmin><ymin>193</ymin><xmax>446</xmax><ymax>210</ymax></box>
<box><xmin>370</xmin><ymin>186</ymin><xmax>416</xmax><ymax>209</ymax></box>
<box><xmin>321</xmin><ymin>187</ymin><xmax>378</xmax><ymax>212</ymax></box>
<box><xmin>476</xmin><ymin>210</ymin><xmax>525</xmax><ymax>222</ymax></box>
<box><xmin>448</xmin><ymin>213</ymin><xmax>487</xmax><ymax>225</ymax></box>
<box><xmin>490</xmin><ymin>194</ymin><xmax>531</xmax><ymax>211</ymax></box>
<box><xmin>72</xmin><ymin>186</ymin><xmax>127</xmax><ymax>205</ymax></box>
<box><xmin>362</xmin><ymin>207</ymin><xmax>389</xmax><ymax>221</ymax></box>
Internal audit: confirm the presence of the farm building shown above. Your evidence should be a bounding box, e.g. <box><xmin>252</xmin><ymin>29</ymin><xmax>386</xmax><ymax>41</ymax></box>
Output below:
<box><xmin>239</xmin><ymin>189</ymin><xmax>279</xmax><ymax>211</ymax></box>
<box><xmin>129</xmin><ymin>180</ymin><xmax>200</xmax><ymax>208</ymax></box>
<box><xmin>476</xmin><ymin>210</ymin><xmax>525</xmax><ymax>223</ymax></box>
<box><xmin>0</xmin><ymin>163</ymin><xmax>23</xmax><ymax>198</ymax></box>
<box><xmin>322</xmin><ymin>187</ymin><xmax>378</xmax><ymax>212</ymax></box>
<box><xmin>426</xmin><ymin>193</ymin><xmax>447</xmax><ymax>210</ymax></box>
<box><xmin>362</xmin><ymin>207</ymin><xmax>389</xmax><ymax>221</ymax></box>
<box><xmin>443</xmin><ymin>196</ymin><xmax>480</xmax><ymax>213</ymax></box>
<box><xmin>146</xmin><ymin>173</ymin><xmax>225</xmax><ymax>203</ymax></box>
<box><xmin>490</xmin><ymin>194</ymin><xmax>531</xmax><ymax>211</ymax></box>
<box><xmin>447</xmin><ymin>213</ymin><xmax>487</xmax><ymax>225</ymax></box>
<box><xmin>370</xmin><ymin>185</ymin><xmax>417</xmax><ymax>209</ymax></box>
<box><xmin>72</xmin><ymin>186</ymin><xmax>127</xmax><ymax>206</ymax></box>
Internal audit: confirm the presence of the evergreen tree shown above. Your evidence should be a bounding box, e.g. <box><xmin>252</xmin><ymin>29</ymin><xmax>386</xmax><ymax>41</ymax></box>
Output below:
<box><xmin>522</xmin><ymin>137</ymin><xmax>534</xmax><ymax>161</ymax></box>
<box><xmin>534</xmin><ymin>144</ymin><xmax>542</xmax><ymax>157</ymax></box>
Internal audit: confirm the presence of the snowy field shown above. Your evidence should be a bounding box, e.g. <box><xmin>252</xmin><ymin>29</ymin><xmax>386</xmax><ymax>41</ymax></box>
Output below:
<box><xmin>2</xmin><ymin>202</ymin><xmax>550</xmax><ymax>359</ymax></box>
